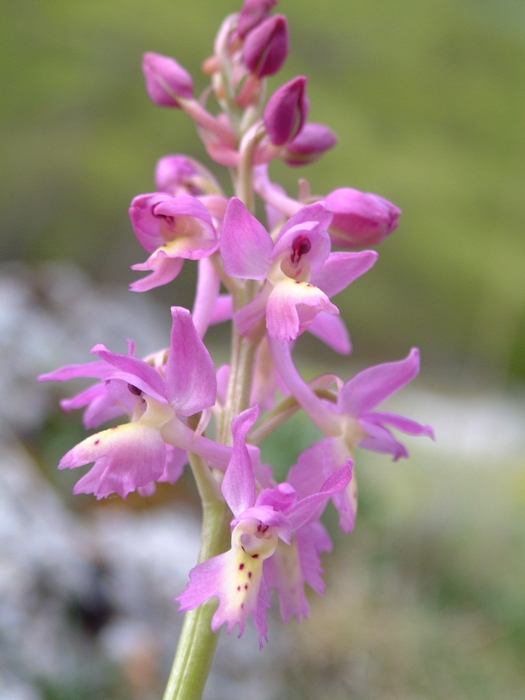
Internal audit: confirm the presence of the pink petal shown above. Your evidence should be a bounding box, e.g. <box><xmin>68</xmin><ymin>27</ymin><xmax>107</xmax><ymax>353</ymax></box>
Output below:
<box><xmin>283</xmin><ymin>123</ymin><xmax>337</xmax><ymax>166</ymax></box>
<box><xmin>234</xmin><ymin>283</ymin><xmax>271</xmax><ymax>335</ymax></box>
<box><xmin>220</xmin><ymin>198</ymin><xmax>273</xmax><ymax>279</ymax></box>
<box><xmin>158</xmin><ymin>444</ymin><xmax>188</xmax><ymax>483</ymax></box>
<box><xmin>165</xmin><ymin>307</ymin><xmax>217</xmax><ymax>416</ymax></box>
<box><xmin>271</xmin><ymin>221</ymin><xmax>331</xmax><ymax>276</ymax></box>
<box><xmin>286</xmin><ymin>441</ymin><xmax>325</xmax><ymax>500</ymax></box>
<box><xmin>242</xmin><ymin>14</ymin><xmax>289</xmax><ymax>78</ymax></box>
<box><xmin>264</xmin><ymin>76</ymin><xmax>309</xmax><ymax>146</ymax></box>
<box><xmin>358</xmin><ymin>419</ymin><xmax>409</xmax><ymax>461</ymax></box>
<box><xmin>325</xmin><ymin>187</ymin><xmax>401</xmax><ymax>247</ymax></box>
<box><xmin>322</xmin><ymin>437</ymin><xmax>358</xmax><ymax>532</ymax></box>
<box><xmin>38</xmin><ymin>359</ymin><xmax>111</xmax><ymax>382</ymax></box>
<box><xmin>61</xmin><ymin>423</ymin><xmax>167</xmax><ymax>499</ymax></box>
<box><xmin>176</xmin><ymin>535</ymin><xmax>271</xmax><ymax>647</ymax></box>
<box><xmin>306</xmin><ymin>312</ymin><xmax>351</xmax><ymax>354</ymax></box>
<box><xmin>366</xmin><ymin>411</ymin><xmax>435</xmax><ymax>439</ymax></box>
<box><xmin>221</xmin><ymin>406</ymin><xmax>259</xmax><ymax>516</ymax></box>
<box><xmin>310</xmin><ymin>250</ymin><xmax>378</xmax><ymax>298</ymax></box>
<box><xmin>277</xmin><ymin>201</ymin><xmax>333</xmax><ymax>241</ymax></box>
<box><xmin>210</xmin><ymin>294</ymin><xmax>233</xmax><ymax>325</ymax></box>
<box><xmin>266</xmin><ymin>279</ymin><xmax>338</xmax><ymax>342</ymax></box>
<box><xmin>192</xmin><ymin>257</ymin><xmax>221</xmax><ymax>338</ymax></box>
<box><xmin>295</xmin><ymin>520</ymin><xmax>332</xmax><ymax>594</ymax></box>
<box><xmin>142</xmin><ymin>52</ymin><xmax>193</xmax><ymax>107</ymax></box>
<box><xmin>263</xmin><ymin>538</ymin><xmax>310</xmax><ymax>622</ymax></box>
<box><xmin>267</xmin><ymin>336</ymin><xmax>340</xmax><ymax>436</ymax></box>
<box><xmin>286</xmin><ymin>464</ymin><xmax>352</xmax><ymax>531</ymax></box>
<box><xmin>91</xmin><ymin>344</ymin><xmax>167</xmax><ymax>403</ymax></box>
<box><xmin>130</xmin><ymin>255</ymin><xmax>184</xmax><ymax>292</ymax></box>
<box><xmin>339</xmin><ymin>348</ymin><xmax>420</xmax><ymax>416</ymax></box>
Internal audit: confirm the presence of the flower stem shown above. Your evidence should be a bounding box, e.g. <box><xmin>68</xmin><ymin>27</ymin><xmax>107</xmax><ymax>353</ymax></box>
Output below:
<box><xmin>163</xmin><ymin>327</ymin><xmax>259</xmax><ymax>700</ymax></box>
<box><xmin>162</xmin><ymin>494</ymin><xmax>231</xmax><ymax>700</ymax></box>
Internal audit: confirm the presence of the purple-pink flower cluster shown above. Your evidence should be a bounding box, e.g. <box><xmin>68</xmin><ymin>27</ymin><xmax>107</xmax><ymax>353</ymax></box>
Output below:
<box><xmin>40</xmin><ymin>0</ymin><xmax>433</xmax><ymax>648</ymax></box>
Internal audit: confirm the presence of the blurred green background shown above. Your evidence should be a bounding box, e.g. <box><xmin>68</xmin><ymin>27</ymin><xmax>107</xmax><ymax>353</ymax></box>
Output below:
<box><xmin>3</xmin><ymin>0</ymin><xmax>525</xmax><ymax>698</ymax></box>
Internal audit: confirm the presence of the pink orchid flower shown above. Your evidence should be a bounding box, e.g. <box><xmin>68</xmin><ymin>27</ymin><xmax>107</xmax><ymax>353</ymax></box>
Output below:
<box><xmin>177</xmin><ymin>406</ymin><xmax>351</xmax><ymax>646</ymax></box>
<box><xmin>269</xmin><ymin>339</ymin><xmax>435</xmax><ymax>531</ymax></box>
<box><xmin>39</xmin><ymin>308</ymin><xmax>236</xmax><ymax>499</ymax></box>
<box><xmin>129</xmin><ymin>193</ymin><xmax>219</xmax><ymax>292</ymax></box>
<box><xmin>220</xmin><ymin>197</ymin><xmax>378</xmax><ymax>342</ymax></box>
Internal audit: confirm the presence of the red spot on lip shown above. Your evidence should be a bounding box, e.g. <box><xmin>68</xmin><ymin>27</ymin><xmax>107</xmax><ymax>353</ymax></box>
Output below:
<box><xmin>239</xmin><ymin>563</ymin><xmax>244</xmax><ymax>570</ymax></box>
<box><xmin>251</xmin><ymin>554</ymin><xmax>259</xmax><ymax>559</ymax></box>
<box><xmin>291</xmin><ymin>235</ymin><xmax>311</xmax><ymax>264</ymax></box>
<box><xmin>248</xmin><ymin>572</ymin><xmax>252</xmax><ymax>578</ymax></box>
<box><xmin>128</xmin><ymin>384</ymin><xmax>142</xmax><ymax>396</ymax></box>
<box><xmin>94</xmin><ymin>440</ymin><xmax>100</xmax><ymax>445</ymax></box>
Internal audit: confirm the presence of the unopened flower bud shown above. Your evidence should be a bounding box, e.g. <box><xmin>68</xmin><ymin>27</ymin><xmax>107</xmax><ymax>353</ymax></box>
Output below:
<box><xmin>282</xmin><ymin>123</ymin><xmax>337</xmax><ymax>166</ymax></box>
<box><xmin>237</xmin><ymin>0</ymin><xmax>279</xmax><ymax>39</ymax></box>
<box><xmin>142</xmin><ymin>52</ymin><xmax>193</xmax><ymax>107</ymax></box>
<box><xmin>324</xmin><ymin>188</ymin><xmax>401</xmax><ymax>247</ymax></box>
<box><xmin>263</xmin><ymin>76</ymin><xmax>309</xmax><ymax>146</ymax></box>
<box><xmin>155</xmin><ymin>155</ymin><xmax>221</xmax><ymax>196</ymax></box>
<box><xmin>242</xmin><ymin>15</ymin><xmax>289</xmax><ymax>78</ymax></box>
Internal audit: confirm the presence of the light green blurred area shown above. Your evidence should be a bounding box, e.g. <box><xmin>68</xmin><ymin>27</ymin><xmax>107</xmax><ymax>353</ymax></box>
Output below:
<box><xmin>2</xmin><ymin>0</ymin><xmax>525</xmax><ymax>380</ymax></box>
<box><xmin>3</xmin><ymin>0</ymin><xmax>525</xmax><ymax>697</ymax></box>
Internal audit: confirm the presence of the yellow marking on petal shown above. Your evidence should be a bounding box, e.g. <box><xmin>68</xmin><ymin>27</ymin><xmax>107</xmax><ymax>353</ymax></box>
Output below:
<box><xmin>221</xmin><ymin>521</ymin><xmax>278</xmax><ymax>616</ymax></box>
<box><xmin>140</xmin><ymin>396</ymin><xmax>173</xmax><ymax>428</ymax></box>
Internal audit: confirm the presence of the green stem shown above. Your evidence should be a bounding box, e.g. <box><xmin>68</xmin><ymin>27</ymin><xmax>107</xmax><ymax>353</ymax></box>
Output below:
<box><xmin>163</xmin><ymin>332</ymin><xmax>259</xmax><ymax>700</ymax></box>
<box><xmin>161</xmin><ymin>493</ymin><xmax>231</xmax><ymax>700</ymax></box>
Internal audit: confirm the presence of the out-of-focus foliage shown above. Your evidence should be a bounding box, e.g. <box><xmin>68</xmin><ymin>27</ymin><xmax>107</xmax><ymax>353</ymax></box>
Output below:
<box><xmin>2</xmin><ymin>0</ymin><xmax>525</xmax><ymax>380</ymax></box>
<box><xmin>263</xmin><ymin>402</ymin><xmax>525</xmax><ymax>700</ymax></box>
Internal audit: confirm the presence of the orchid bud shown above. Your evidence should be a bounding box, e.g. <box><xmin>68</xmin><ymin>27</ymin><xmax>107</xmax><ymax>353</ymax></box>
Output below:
<box><xmin>263</xmin><ymin>76</ymin><xmax>309</xmax><ymax>146</ymax></box>
<box><xmin>155</xmin><ymin>155</ymin><xmax>220</xmax><ymax>196</ymax></box>
<box><xmin>282</xmin><ymin>123</ymin><xmax>337</xmax><ymax>166</ymax></box>
<box><xmin>242</xmin><ymin>15</ymin><xmax>289</xmax><ymax>78</ymax></box>
<box><xmin>237</xmin><ymin>0</ymin><xmax>279</xmax><ymax>39</ymax></box>
<box><xmin>324</xmin><ymin>188</ymin><xmax>401</xmax><ymax>247</ymax></box>
<box><xmin>142</xmin><ymin>52</ymin><xmax>193</xmax><ymax>108</ymax></box>
<box><xmin>155</xmin><ymin>155</ymin><xmax>200</xmax><ymax>193</ymax></box>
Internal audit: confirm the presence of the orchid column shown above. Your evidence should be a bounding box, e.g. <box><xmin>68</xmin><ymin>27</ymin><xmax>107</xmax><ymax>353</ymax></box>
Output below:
<box><xmin>39</xmin><ymin>1</ymin><xmax>433</xmax><ymax>699</ymax></box>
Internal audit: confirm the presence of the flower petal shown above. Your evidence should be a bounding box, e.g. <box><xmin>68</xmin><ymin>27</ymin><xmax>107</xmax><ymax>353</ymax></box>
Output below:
<box><xmin>130</xmin><ymin>255</ymin><xmax>184</xmax><ymax>292</ymax></box>
<box><xmin>165</xmin><ymin>306</ymin><xmax>217</xmax><ymax>416</ymax></box>
<box><xmin>91</xmin><ymin>344</ymin><xmax>167</xmax><ymax>402</ymax></box>
<box><xmin>220</xmin><ymin>197</ymin><xmax>273</xmax><ymax>279</ymax></box>
<box><xmin>221</xmin><ymin>406</ymin><xmax>259</xmax><ymax>516</ymax></box>
<box><xmin>310</xmin><ymin>250</ymin><xmax>378</xmax><ymax>298</ymax></box>
<box><xmin>61</xmin><ymin>422</ymin><xmax>167</xmax><ymax>499</ymax></box>
<box><xmin>306</xmin><ymin>312</ymin><xmax>351</xmax><ymax>354</ymax></box>
<box><xmin>339</xmin><ymin>348</ymin><xmax>420</xmax><ymax>416</ymax></box>
<box><xmin>366</xmin><ymin>410</ymin><xmax>435</xmax><ymax>439</ymax></box>
<box><xmin>176</xmin><ymin>521</ymin><xmax>274</xmax><ymax>648</ymax></box>
<box><xmin>266</xmin><ymin>279</ymin><xmax>338</xmax><ymax>342</ymax></box>
<box><xmin>358</xmin><ymin>419</ymin><xmax>409</xmax><ymax>461</ymax></box>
